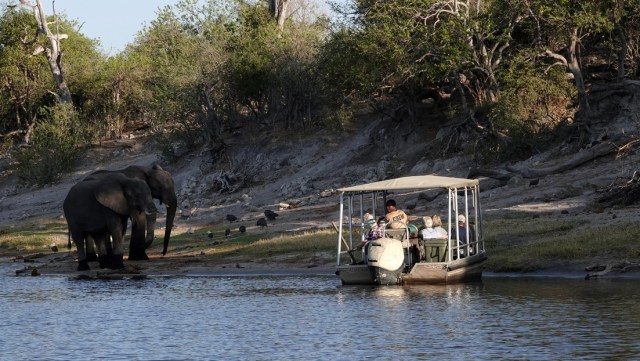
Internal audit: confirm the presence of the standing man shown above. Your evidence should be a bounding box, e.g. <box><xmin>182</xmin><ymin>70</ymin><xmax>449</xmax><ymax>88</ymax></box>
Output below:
<box><xmin>385</xmin><ymin>199</ymin><xmax>408</xmax><ymax>228</ymax></box>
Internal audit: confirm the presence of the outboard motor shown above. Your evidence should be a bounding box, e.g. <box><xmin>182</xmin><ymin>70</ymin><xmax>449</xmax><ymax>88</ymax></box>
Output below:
<box><xmin>367</xmin><ymin>237</ymin><xmax>404</xmax><ymax>285</ymax></box>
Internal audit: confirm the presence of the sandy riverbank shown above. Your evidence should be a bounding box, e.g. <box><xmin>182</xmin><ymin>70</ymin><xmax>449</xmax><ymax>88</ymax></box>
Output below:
<box><xmin>4</xmin><ymin>251</ymin><xmax>336</xmax><ymax>279</ymax></box>
<box><xmin>6</xmin><ymin>251</ymin><xmax>640</xmax><ymax>281</ymax></box>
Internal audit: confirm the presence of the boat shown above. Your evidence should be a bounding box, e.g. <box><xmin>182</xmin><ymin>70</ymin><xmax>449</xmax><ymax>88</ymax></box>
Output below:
<box><xmin>335</xmin><ymin>175</ymin><xmax>487</xmax><ymax>285</ymax></box>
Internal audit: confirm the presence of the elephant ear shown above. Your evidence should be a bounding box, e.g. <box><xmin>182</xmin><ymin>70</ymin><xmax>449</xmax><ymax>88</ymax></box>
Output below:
<box><xmin>94</xmin><ymin>180</ymin><xmax>130</xmax><ymax>215</ymax></box>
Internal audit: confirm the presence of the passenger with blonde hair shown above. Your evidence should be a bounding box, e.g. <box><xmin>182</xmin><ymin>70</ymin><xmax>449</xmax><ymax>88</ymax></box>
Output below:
<box><xmin>431</xmin><ymin>214</ymin><xmax>448</xmax><ymax>239</ymax></box>
<box><xmin>420</xmin><ymin>216</ymin><xmax>447</xmax><ymax>240</ymax></box>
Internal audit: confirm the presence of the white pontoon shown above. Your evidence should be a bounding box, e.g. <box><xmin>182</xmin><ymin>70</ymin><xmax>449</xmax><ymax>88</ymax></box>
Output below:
<box><xmin>335</xmin><ymin>175</ymin><xmax>487</xmax><ymax>285</ymax></box>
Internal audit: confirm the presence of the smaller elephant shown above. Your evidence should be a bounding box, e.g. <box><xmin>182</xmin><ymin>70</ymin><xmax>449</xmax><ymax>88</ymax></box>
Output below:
<box><xmin>88</xmin><ymin>164</ymin><xmax>177</xmax><ymax>260</ymax></box>
<box><xmin>64</xmin><ymin>173</ymin><xmax>157</xmax><ymax>271</ymax></box>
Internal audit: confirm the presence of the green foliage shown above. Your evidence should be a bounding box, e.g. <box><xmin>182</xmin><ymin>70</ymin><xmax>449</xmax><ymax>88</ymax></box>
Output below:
<box><xmin>323</xmin><ymin>104</ymin><xmax>353</xmax><ymax>131</ymax></box>
<box><xmin>120</xmin><ymin>0</ymin><xmax>329</xmax><ymax>150</ymax></box>
<box><xmin>223</xmin><ymin>2</ymin><xmax>327</xmax><ymax>129</ymax></box>
<box><xmin>0</xmin><ymin>8</ymin><xmax>104</xmax><ymax>141</ymax></box>
<box><xmin>3</xmin><ymin>0</ymin><xmax>640</xmax><ymax>174</ymax></box>
<box><xmin>226</xmin><ymin>3</ymin><xmax>278</xmax><ymax>110</ymax></box>
<box><xmin>0</xmin><ymin>9</ymin><xmax>52</xmax><ymax>136</ymax></box>
<box><xmin>499</xmin><ymin>61</ymin><xmax>574</xmax><ymax>128</ymax></box>
<box><xmin>14</xmin><ymin>104</ymin><xmax>84</xmax><ymax>185</ymax></box>
<box><xmin>478</xmin><ymin>53</ymin><xmax>576</xmax><ymax>163</ymax></box>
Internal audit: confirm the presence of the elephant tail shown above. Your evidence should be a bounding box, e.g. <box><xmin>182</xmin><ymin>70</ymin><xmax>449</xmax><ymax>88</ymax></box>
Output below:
<box><xmin>67</xmin><ymin>230</ymin><xmax>72</xmax><ymax>250</ymax></box>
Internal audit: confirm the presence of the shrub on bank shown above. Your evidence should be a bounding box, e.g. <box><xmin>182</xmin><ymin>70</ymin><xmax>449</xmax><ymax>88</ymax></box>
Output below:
<box><xmin>14</xmin><ymin>104</ymin><xmax>84</xmax><ymax>186</ymax></box>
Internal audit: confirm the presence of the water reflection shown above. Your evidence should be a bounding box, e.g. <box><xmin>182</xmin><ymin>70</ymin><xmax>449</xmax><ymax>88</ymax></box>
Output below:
<box><xmin>1</xmin><ymin>260</ymin><xmax>639</xmax><ymax>360</ymax></box>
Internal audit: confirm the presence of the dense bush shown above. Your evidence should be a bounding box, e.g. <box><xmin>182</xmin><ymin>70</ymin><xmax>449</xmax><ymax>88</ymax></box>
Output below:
<box><xmin>478</xmin><ymin>54</ymin><xmax>577</xmax><ymax>163</ymax></box>
<box><xmin>14</xmin><ymin>104</ymin><xmax>84</xmax><ymax>185</ymax></box>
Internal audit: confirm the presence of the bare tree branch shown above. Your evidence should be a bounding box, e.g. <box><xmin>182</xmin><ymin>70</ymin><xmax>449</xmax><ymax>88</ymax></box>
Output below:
<box><xmin>14</xmin><ymin>0</ymin><xmax>72</xmax><ymax>103</ymax></box>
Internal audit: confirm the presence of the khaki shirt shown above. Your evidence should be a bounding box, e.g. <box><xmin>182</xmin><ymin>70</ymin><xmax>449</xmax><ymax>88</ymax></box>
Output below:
<box><xmin>385</xmin><ymin>210</ymin><xmax>408</xmax><ymax>228</ymax></box>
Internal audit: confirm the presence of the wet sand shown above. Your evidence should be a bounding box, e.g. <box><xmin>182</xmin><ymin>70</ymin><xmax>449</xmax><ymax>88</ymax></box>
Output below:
<box><xmin>5</xmin><ymin>252</ymin><xmax>336</xmax><ymax>279</ymax></box>
<box><xmin>6</xmin><ymin>251</ymin><xmax>640</xmax><ymax>280</ymax></box>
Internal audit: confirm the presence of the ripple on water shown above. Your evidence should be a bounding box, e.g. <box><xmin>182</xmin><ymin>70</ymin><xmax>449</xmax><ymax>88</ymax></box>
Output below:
<box><xmin>1</xmin><ymin>261</ymin><xmax>639</xmax><ymax>360</ymax></box>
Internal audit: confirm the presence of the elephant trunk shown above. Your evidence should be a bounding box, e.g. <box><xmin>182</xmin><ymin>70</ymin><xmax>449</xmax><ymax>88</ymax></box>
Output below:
<box><xmin>162</xmin><ymin>200</ymin><xmax>176</xmax><ymax>256</ymax></box>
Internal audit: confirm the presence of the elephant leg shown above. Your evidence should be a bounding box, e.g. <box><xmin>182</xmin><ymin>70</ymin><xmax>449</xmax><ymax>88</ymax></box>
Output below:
<box><xmin>109</xmin><ymin>220</ymin><xmax>126</xmax><ymax>270</ymax></box>
<box><xmin>91</xmin><ymin>232</ymin><xmax>111</xmax><ymax>269</ymax></box>
<box><xmin>85</xmin><ymin>235</ymin><xmax>99</xmax><ymax>262</ymax></box>
<box><xmin>128</xmin><ymin>212</ymin><xmax>149</xmax><ymax>261</ymax></box>
<box><xmin>72</xmin><ymin>230</ymin><xmax>90</xmax><ymax>271</ymax></box>
<box><xmin>144</xmin><ymin>211</ymin><xmax>156</xmax><ymax>249</ymax></box>
<box><xmin>111</xmin><ymin>253</ymin><xmax>125</xmax><ymax>270</ymax></box>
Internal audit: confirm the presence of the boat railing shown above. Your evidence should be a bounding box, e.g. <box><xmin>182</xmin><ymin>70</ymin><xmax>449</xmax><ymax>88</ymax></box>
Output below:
<box><xmin>448</xmin><ymin>236</ymin><xmax>482</xmax><ymax>261</ymax></box>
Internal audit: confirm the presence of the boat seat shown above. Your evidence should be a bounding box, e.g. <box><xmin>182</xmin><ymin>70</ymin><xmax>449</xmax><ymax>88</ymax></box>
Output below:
<box><xmin>424</xmin><ymin>239</ymin><xmax>448</xmax><ymax>262</ymax></box>
<box><xmin>385</xmin><ymin>228</ymin><xmax>410</xmax><ymax>248</ymax></box>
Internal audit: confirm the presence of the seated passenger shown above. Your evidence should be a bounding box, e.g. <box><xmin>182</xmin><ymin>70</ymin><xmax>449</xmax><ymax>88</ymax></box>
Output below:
<box><xmin>431</xmin><ymin>214</ymin><xmax>448</xmax><ymax>239</ymax></box>
<box><xmin>357</xmin><ymin>217</ymin><xmax>386</xmax><ymax>250</ymax></box>
<box><xmin>363</xmin><ymin>212</ymin><xmax>375</xmax><ymax>228</ymax></box>
<box><xmin>384</xmin><ymin>199</ymin><xmax>408</xmax><ymax>228</ymax></box>
<box><xmin>420</xmin><ymin>216</ymin><xmax>446</xmax><ymax>240</ymax></box>
<box><xmin>451</xmin><ymin>214</ymin><xmax>475</xmax><ymax>257</ymax></box>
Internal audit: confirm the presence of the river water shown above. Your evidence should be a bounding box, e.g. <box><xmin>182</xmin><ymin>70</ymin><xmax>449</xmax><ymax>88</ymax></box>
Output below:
<box><xmin>1</xmin><ymin>261</ymin><xmax>639</xmax><ymax>360</ymax></box>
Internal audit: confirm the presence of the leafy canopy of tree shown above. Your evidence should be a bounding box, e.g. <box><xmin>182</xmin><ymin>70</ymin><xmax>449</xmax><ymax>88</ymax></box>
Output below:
<box><xmin>2</xmin><ymin>0</ymin><xmax>640</xmax><ymax>184</ymax></box>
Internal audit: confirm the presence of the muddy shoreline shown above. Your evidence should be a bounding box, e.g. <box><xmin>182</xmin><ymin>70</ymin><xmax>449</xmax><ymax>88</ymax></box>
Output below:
<box><xmin>6</xmin><ymin>252</ymin><xmax>640</xmax><ymax>281</ymax></box>
<box><xmin>3</xmin><ymin>252</ymin><xmax>337</xmax><ymax>279</ymax></box>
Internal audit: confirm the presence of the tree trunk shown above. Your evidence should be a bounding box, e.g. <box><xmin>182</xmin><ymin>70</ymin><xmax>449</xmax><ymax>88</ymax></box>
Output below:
<box><xmin>616</xmin><ymin>23</ymin><xmax>627</xmax><ymax>82</ymax></box>
<box><xmin>200</xmin><ymin>85</ymin><xmax>223</xmax><ymax>146</ymax></box>
<box><xmin>269</xmin><ymin>0</ymin><xmax>289</xmax><ymax>33</ymax></box>
<box><xmin>566</xmin><ymin>28</ymin><xmax>589</xmax><ymax>113</ymax></box>
<box><xmin>18</xmin><ymin>0</ymin><xmax>72</xmax><ymax>103</ymax></box>
<box><xmin>542</xmin><ymin>27</ymin><xmax>590</xmax><ymax>119</ymax></box>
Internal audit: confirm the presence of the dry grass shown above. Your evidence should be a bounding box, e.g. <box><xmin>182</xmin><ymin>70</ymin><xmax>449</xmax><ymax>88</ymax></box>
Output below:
<box><xmin>484</xmin><ymin>216</ymin><xmax>640</xmax><ymax>272</ymax></box>
<box><xmin>3</xmin><ymin>215</ymin><xmax>639</xmax><ymax>274</ymax></box>
<box><xmin>0</xmin><ymin>220</ymin><xmax>69</xmax><ymax>255</ymax></box>
<box><xmin>143</xmin><ymin>224</ymin><xmax>336</xmax><ymax>263</ymax></box>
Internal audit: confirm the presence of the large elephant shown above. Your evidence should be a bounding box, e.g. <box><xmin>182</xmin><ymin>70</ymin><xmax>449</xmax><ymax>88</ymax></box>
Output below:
<box><xmin>88</xmin><ymin>164</ymin><xmax>177</xmax><ymax>260</ymax></box>
<box><xmin>63</xmin><ymin>173</ymin><xmax>157</xmax><ymax>271</ymax></box>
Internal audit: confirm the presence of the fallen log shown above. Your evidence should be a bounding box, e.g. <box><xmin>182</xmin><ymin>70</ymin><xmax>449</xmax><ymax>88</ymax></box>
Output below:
<box><xmin>469</xmin><ymin>136</ymin><xmax>638</xmax><ymax>181</ymax></box>
<box><xmin>596</xmin><ymin>171</ymin><xmax>640</xmax><ymax>208</ymax></box>
<box><xmin>585</xmin><ymin>261</ymin><xmax>640</xmax><ymax>279</ymax></box>
<box><xmin>507</xmin><ymin>140</ymin><xmax>619</xmax><ymax>179</ymax></box>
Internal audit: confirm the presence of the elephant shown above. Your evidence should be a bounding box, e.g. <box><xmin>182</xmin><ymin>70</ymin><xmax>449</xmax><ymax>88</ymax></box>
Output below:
<box><xmin>81</xmin><ymin>172</ymin><xmax>156</xmax><ymax>262</ymax></box>
<box><xmin>86</xmin><ymin>164</ymin><xmax>177</xmax><ymax>260</ymax></box>
<box><xmin>63</xmin><ymin>173</ymin><xmax>157</xmax><ymax>271</ymax></box>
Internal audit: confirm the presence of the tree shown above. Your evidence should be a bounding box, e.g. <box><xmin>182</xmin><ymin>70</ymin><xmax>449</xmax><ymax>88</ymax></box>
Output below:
<box><xmin>608</xmin><ymin>0</ymin><xmax>640</xmax><ymax>80</ymax></box>
<box><xmin>525</xmin><ymin>0</ymin><xmax>617</xmax><ymax>114</ymax></box>
<box><xmin>323</xmin><ymin>0</ymin><xmax>524</xmax><ymax>122</ymax></box>
<box><xmin>12</xmin><ymin>0</ymin><xmax>72</xmax><ymax>103</ymax></box>
<box><xmin>0</xmin><ymin>9</ymin><xmax>50</xmax><ymax>141</ymax></box>
<box><xmin>269</xmin><ymin>0</ymin><xmax>290</xmax><ymax>32</ymax></box>
<box><xmin>125</xmin><ymin>0</ymin><xmax>237</xmax><ymax>154</ymax></box>
<box><xmin>1</xmin><ymin>6</ymin><xmax>102</xmax><ymax>143</ymax></box>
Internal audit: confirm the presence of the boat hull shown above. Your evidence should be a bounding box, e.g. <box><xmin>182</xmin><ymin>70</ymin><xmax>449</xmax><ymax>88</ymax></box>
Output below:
<box><xmin>337</xmin><ymin>264</ymin><xmax>375</xmax><ymax>285</ymax></box>
<box><xmin>402</xmin><ymin>253</ymin><xmax>485</xmax><ymax>284</ymax></box>
<box><xmin>336</xmin><ymin>253</ymin><xmax>486</xmax><ymax>285</ymax></box>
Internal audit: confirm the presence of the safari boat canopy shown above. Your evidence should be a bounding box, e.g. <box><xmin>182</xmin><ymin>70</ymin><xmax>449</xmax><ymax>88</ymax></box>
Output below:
<box><xmin>335</xmin><ymin>175</ymin><xmax>486</xmax><ymax>285</ymax></box>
